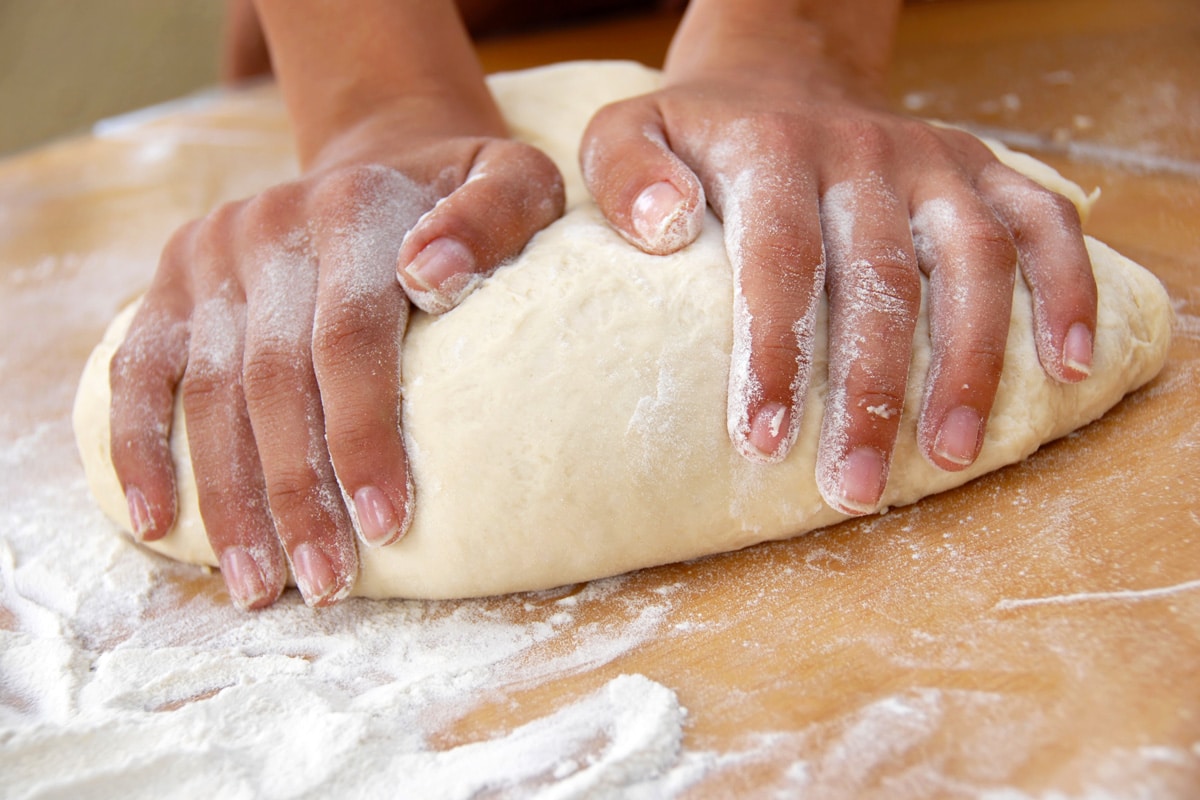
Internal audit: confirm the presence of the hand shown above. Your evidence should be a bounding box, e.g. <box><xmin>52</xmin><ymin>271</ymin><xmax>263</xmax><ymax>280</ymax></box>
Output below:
<box><xmin>581</xmin><ymin>1</ymin><xmax>1096</xmax><ymax>515</ymax></box>
<box><xmin>108</xmin><ymin>109</ymin><xmax>564</xmax><ymax>609</ymax></box>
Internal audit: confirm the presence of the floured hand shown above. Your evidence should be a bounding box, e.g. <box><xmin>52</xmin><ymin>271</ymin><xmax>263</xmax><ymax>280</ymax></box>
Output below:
<box><xmin>107</xmin><ymin>1</ymin><xmax>565</xmax><ymax>610</ymax></box>
<box><xmin>580</xmin><ymin>0</ymin><xmax>1096</xmax><ymax>515</ymax></box>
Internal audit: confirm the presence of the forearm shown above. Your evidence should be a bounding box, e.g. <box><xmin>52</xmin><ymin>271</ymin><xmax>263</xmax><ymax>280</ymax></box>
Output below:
<box><xmin>253</xmin><ymin>0</ymin><xmax>502</xmax><ymax>166</ymax></box>
<box><xmin>664</xmin><ymin>0</ymin><xmax>902</xmax><ymax>102</ymax></box>
<box><xmin>221</xmin><ymin>0</ymin><xmax>271</xmax><ymax>83</ymax></box>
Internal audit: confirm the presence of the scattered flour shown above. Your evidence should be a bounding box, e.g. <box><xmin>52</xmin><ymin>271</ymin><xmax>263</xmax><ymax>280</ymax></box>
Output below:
<box><xmin>4</xmin><ymin>60</ymin><xmax>1199</xmax><ymax>799</ymax></box>
<box><xmin>0</xmin><ymin>422</ymin><xmax>700</xmax><ymax>799</ymax></box>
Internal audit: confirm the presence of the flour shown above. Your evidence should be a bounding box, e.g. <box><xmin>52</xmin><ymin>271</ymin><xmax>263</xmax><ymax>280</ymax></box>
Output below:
<box><xmin>0</xmin><ymin>406</ymin><xmax>697</xmax><ymax>797</ymax></box>
<box><xmin>0</xmin><ymin>452</ymin><xmax>698</xmax><ymax>798</ymax></box>
<box><xmin>5</xmin><ymin>56</ymin><xmax>1196</xmax><ymax>798</ymax></box>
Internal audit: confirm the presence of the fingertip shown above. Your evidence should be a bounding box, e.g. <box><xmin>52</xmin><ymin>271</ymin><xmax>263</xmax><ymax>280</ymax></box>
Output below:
<box><xmin>1061</xmin><ymin>321</ymin><xmax>1094</xmax><ymax>381</ymax></box>
<box><xmin>403</xmin><ymin>236</ymin><xmax>474</xmax><ymax>290</ymax></box>
<box><xmin>929</xmin><ymin>405</ymin><xmax>984</xmax><ymax>470</ymax></box>
<box><xmin>819</xmin><ymin>445</ymin><xmax>887</xmax><ymax>517</ymax></box>
<box><xmin>351</xmin><ymin>484</ymin><xmax>409</xmax><ymax>548</ymax></box>
<box><xmin>398</xmin><ymin>236</ymin><xmax>483</xmax><ymax>314</ymax></box>
<box><xmin>291</xmin><ymin>542</ymin><xmax>353</xmax><ymax>607</ymax></box>
<box><xmin>125</xmin><ymin>484</ymin><xmax>154</xmax><ymax>541</ymax></box>
<box><xmin>629</xmin><ymin>179</ymin><xmax>704</xmax><ymax>255</ymax></box>
<box><xmin>736</xmin><ymin>400</ymin><xmax>795</xmax><ymax>463</ymax></box>
<box><xmin>219</xmin><ymin>546</ymin><xmax>280</xmax><ymax>611</ymax></box>
<box><xmin>124</xmin><ymin>482</ymin><xmax>175</xmax><ymax>542</ymax></box>
<box><xmin>582</xmin><ymin>98</ymin><xmax>705</xmax><ymax>255</ymax></box>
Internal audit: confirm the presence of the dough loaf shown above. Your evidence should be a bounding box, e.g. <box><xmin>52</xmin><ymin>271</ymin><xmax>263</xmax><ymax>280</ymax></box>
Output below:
<box><xmin>74</xmin><ymin>61</ymin><xmax>1172</xmax><ymax>599</ymax></box>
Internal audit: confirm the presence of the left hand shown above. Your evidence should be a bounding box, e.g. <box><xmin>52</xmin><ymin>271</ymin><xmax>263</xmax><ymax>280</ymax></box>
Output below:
<box><xmin>580</xmin><ymin>2</ymin><xmax>1096</xmax><ymax>515</ymax></box>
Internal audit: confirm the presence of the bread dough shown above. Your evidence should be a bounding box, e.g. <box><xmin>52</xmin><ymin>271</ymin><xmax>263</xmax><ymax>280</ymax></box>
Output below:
<box><xmin>73</xmin><ymin>61</ymin><xmax>1172</xmax><ymax>599</ymax></box>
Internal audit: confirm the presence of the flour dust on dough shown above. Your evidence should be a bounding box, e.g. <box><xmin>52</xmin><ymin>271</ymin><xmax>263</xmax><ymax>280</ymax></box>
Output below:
<box><xmin>74</xmin><ymin>61</ymin><xmax>1172</xmax><ymax>600</ymax></box>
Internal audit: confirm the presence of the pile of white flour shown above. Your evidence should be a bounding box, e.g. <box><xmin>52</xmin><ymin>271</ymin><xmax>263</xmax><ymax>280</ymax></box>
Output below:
<box><xmin>0</xmin><ymin>419</ymin><xmax>718</xmax><ymax>798</ymax></box>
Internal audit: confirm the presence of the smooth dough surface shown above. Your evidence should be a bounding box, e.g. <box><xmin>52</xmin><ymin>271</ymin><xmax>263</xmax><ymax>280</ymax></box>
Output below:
<box><xmin>74</xmin><ymin>61</ymin><xmax>1172</xmax><ymax>599</ymax></box>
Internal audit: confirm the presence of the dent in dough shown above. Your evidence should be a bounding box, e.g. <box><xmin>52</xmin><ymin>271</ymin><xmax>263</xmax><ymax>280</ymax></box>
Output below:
<box><xmin>73</xmin><ymin>61</ymin><xmax>1172</xmax><ymax>600</ymax></box>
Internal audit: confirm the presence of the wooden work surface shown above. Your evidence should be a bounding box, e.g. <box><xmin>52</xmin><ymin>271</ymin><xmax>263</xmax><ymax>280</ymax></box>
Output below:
<box><xmin>2</xmin><ymin>1</ymin><xmax>1198</xmax><ymax>795</ymax></box>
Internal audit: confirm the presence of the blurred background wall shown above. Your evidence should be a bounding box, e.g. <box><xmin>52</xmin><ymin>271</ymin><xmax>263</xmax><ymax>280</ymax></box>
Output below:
<box><xmin>0</xmin><ymin>0</ymin><xmax>225</xmax><ymax>155</ymax></box>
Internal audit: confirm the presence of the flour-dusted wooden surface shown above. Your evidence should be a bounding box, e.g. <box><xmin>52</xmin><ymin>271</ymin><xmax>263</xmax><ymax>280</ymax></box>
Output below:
<box><xmin>2</xmin><ymin>1</ymin><xmax>1197</xmax><ymax>795</ymax></box>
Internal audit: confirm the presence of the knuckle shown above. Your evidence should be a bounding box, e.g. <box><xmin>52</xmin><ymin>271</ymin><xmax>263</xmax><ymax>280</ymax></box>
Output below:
<box><xmin>932</xmin><ymin>126</ymin><xmax>995</xmax><ymax>164</ymax></box>
<box><xmin>587</xmin><ymin>98</ymin><xmax>639</xmax><ymax>136</ymax></box>
<box><xmin>1045</xmin><ymin>188</ymin><xmax>1082</xmax><ymax>222</ymax></box>
<box><xmin>493</xmin><ymin>139</ymin><xmax>557</xmax><ymax>177</ymax></box>
<box><xmin>312</xmin><ymin>299</ymin><xmax>388</xmax><ymax>366</ymax></box>
<box><xmin>325</xmin><ymin>422</ymin><xmax>395</xmax><ymax>468</ymax></box>
<box><xmin>180</xmin><ymin>367</ymin><xmax>232</xmax><ymax>417</ymax></box>
<box><xmin>737</xmin><ymin>112</ymin><xmax>805</xmax><ymax>160</ymax></box>
<box><xmin>831</xmin><ymin>253</ymin><xmax>921</xmax><ymax>319</ymax></box>
<box><xmin>203</xmin><ymin>200</ymin><xmax>243</xmax><ymax>238</ymax></box>
<box><xmin>980</xmin><ymin>163</ymin><xmax>1086</xmax><ymax>235</ymax></box>
<box><xmin>741</xmin><ymin>230</ymin><xmax>824</xmax><ymax>280</ymax></box>
<box><xmin>191</xmin><ymin>210</ymin><xmax>238</xmax><ymax>263</ymax></box>
<box><xmin>239</xmin><ymin>183</ymin><xmax>303</xmax><ymax>237</ymax></box>
<box><xmin>159</xmin><ymin>212</ymin><xmax>232</xmax><ymax>279</ymax></box>
<box><xmin>956</xmin><ymin>215</ymin><xmax>1017</xmax><ymax>267</ymax></box>
<box><xmin>314</xmin><ymin>164</ymin><xmax>395</xmax><ymax>207</ymax></box>
<box><xmin>110</xmin><ymin>353</ymin><xmax>160</xmax><ymax>412</ymax></box>
<box><xmin>1023</xmin><ymin>186</ymin><xmax>1083</xmax><ymax>231</ymax></box>
<box><xmin>500</xmin><ymin>147</ymin><xmax>566</xmax><ymax>212</ymax></box>
<box><xmin>751</xmin><ymin>339</ymin><xmax>804</xmax><ymax>393</ymax></box>
<box><xmin>241</xmin><ymin>345</ymin><xmax>305</xmax><ymax>405</ymax></box>
<box><xmin>953</xmin><ymin>341</ymin><xmax>1008</xmax><ymax>380</ymax></box>
<box><xmin>313</xmin><ymin>163</ymin><xmax>430</xmax><ymax>236</ymax></box>
<box><xmin>108</xmin><ymin>340</ymin><xmax>145</xmax><ymax>389</ymax></box>
<box><xmin>265</xmin><ymin>468</ymin><xmax>322</xmax><ymax>519</ymax></box>
<box><xmin>160</xmin><ymin>217</ymin><xmax>204</xmax><ymax>261</ymax></box>
<box><xmin>838</xmin><ymin>117</ymin><xmax>897</xmax><ymax>165</ymax></box>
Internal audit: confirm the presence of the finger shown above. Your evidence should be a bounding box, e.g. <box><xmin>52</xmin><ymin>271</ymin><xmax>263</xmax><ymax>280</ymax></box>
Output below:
<box><xmin>108</xmin><ymin>282</ymin><xmax>191</xmax><ymax>542</ymax></box>
<box><xmin>911</xmin><ymin>185</ymin><xmax>1019</xmax><ymax>472</ymax></box>
<box><xmin>397</xmin><ymin>140</ymin><xmax>566</xmax><ymax>313</ymax></box>
<box><xmin>108</xmin><ymin>221</ymin><xmax>203</xmax><ymax>542</ymax></box>
<box><xmin>714</xmin><ymin>169</ymin><xmax>824</xmax><ymax>463</ymax></box>
<box><xmin>311</xmin><ymin>177</ymin><xmax>414</xmax><ymax>548</ymax></box>
<box><xmin>979</xmin><ymin>163</ymin><xmax>1098</xmax><ymax>382</ymax></box>
<box><xmin>181</xmin><ymin>279</ymin><xmax>287</xmax><ymax>611</ymax></box>
<box><xmin>239</xmin><ymin>211</ymin><xmax>357</xmax><ymax>607</ymax></box>
<box><xmin>816</xmin><ymin>175</ymin><xmax>921</xmax><ymax>515</ymax></box>
<box><xmin>580</xmin><ymin>96</ymin><xmax>706</xmax><ymax>255</ymax></box>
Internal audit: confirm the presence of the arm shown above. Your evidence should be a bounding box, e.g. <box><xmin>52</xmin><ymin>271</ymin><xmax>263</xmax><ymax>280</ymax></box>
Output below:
<box><xmin>109</xmin><ymin>0</ymin><xmax>564</xmax><ymax>608</ymax></box>
<box><xmin>582</xmin><ymin>0</ymin><xmax>1096</xmax><ymax>514</ymax></box>
<box><xmin>220</xmin><ymin>0</ymin><xmax>270</xmax><ymax>83</ymax></box>
<box><xmin>256</xmin><ymin>0</ymin><xmax>502</xmax><ymax>167</ymax></box>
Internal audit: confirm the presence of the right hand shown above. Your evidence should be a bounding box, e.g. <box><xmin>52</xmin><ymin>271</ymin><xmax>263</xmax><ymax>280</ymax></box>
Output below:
<box><xmin>107</xmin><ymin>109</ymin><xmax>565</xmax><ymax>609</ymax></box>
<box><xmin>580</xmin><ymin>0</ymin><xmax>1096</xmax><ymax>515</ymax></box>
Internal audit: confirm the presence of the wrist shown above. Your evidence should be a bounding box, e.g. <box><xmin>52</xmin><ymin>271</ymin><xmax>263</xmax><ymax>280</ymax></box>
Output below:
<box><xmin>254</xmin><ymin>0</ymin><xmax>503</xmax><ymax>166</ymax></box>
<box><xmin>663</xmin><ymin>0</ymin><xmax>901</xmax><ymax>105</ymax></box>
<box><xmin>302</xmin><ymin>95</ymin><xmax>502</xmax><ymax>176</ymax></box>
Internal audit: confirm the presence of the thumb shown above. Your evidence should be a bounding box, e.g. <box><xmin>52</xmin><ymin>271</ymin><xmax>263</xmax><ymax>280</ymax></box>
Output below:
<box><xmin>580</xmin><ymin>96</ymin><xmax>705</xmax><ymax>255</ymax></box>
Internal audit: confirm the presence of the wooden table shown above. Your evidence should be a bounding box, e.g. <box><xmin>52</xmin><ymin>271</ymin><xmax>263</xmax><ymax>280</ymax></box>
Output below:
<box><xmin>2</xmin><ymin>1</ymin><xmax>1197</xmax><ymax>795</ymax></box>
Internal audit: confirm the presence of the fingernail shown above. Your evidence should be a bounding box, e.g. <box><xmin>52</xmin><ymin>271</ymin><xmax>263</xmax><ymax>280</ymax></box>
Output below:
<box><xmin>1063</xmin><ymin>322</ymin><xmax>1093</xmax><ymax>378</ymax></box>
<box><xmin>292</xmin><ymin>543</ymin><xmax>339</xmax><ymax>606</ymax></box>
<box><xmin>126</xmin><ymin>485</ymin><xmax>152</xmax><ymax>540</ymax></box>
<box><xmin>219</xmin><ymin>547</ymin><xmax>270</xmax><ymax>610</ymax></box>
<box><xmin>746</xmin><ymin>401</ymin><xmax>792</xmax><ymax>462</ymax></box>
<box><xmin>835</xmin><ymin>446</ymin><xmax>886</xmax><ymax>515</ymax></box>
<box><xmin>632</xmin><ymin>181</ymin><xmax>685</xmax><ymax>248</ymax></box>
<box><xmin>353</xmin><ymin>485</ymin><xmax>401</xmax><ymax>546</ymax></box>
<box><xmin>934</xmin><ymin>406</ymin><xmax>983</xmax><ymax>467</ymax></box>
<box><xmin>402</xmin><ymin>237</ymin><xmax>475</xmax><ymax>293</ymax></box>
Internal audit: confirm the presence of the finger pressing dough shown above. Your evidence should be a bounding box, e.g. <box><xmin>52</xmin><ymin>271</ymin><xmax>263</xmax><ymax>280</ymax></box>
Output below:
<box><xmin>74</xmin><ymin>61</ymin><xmax>1172</xmax><ymax>600</ymax></box>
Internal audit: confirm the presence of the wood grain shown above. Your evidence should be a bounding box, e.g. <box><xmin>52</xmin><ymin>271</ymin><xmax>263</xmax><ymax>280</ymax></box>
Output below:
<box><xmin>2</xmin><ymin>1</ymin><xmax>1196</xmax><ymax>794</ymax></box>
